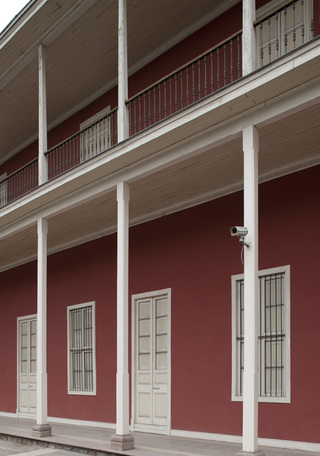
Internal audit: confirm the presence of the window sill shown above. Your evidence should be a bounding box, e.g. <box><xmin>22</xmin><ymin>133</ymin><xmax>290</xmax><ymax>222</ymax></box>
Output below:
<box><xmin>232</xmin><ymin>394</ymin><xmax>291</xmax><ymax>404</ymax></box>
<box><xmin>68</xmin><ymin>390</ymin><xmax>97</xmax><ymax>396</ymax></box>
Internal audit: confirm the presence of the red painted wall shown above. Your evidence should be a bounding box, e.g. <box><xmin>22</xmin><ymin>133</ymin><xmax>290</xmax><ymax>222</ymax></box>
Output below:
<box><xmin>258</xmin><ymin>166</ymin><xmax>320</xmax><ymax>442</ymax></box>
<box><xmin>1</xmin><ymin>165</ymin><xmax>320</xmax><ymax>444</ymax></box>
<box><xmin>0</xmin><ymin>142</ymin><xmax>38</xmax><ymax>178</ymax></box>
<box><xmin>314</xmin><ymin>0</ymin><xmax>320</xmax><ymax>37</ymax></box>
<box><xmin>47</xmin><ymin>235</ymin><xmax>118</xmax><ymax>423</ymax></box>
<box><xmin>0</xmin><ymin>263</ymin><xmax>37</xmax><ymax>413</ymax></box>
<box><xmin>130</xmin><ymin>191</ymin><xmax>242</xmax><ymax>435</ymax></box>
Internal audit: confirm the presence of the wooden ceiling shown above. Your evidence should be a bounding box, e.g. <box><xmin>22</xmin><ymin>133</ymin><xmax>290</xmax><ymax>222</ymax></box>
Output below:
<box><xmin>0</xmin><ymin>0</ymin><xmax>238</xmax><ymax>163</ymax></box>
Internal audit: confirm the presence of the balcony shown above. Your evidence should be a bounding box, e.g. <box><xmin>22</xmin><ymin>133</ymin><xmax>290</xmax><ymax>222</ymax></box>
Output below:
<box><xmin>0</xmin><ymin>0</ymin><xmax>318</xmax><ymax>210</ymax></box>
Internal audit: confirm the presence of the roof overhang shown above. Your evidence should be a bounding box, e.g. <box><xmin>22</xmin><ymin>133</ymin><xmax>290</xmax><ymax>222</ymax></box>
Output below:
<box><xmin>0</xmin><ymin>0</ymin><xmax>240</xmax><ymax>164</ymax></box>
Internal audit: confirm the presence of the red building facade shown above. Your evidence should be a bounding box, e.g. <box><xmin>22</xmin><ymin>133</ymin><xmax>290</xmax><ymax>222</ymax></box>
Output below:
<box><xmin>0</xmin><ymin>0</ymin><xmax>320</xmax><ymax>454</ymax></box>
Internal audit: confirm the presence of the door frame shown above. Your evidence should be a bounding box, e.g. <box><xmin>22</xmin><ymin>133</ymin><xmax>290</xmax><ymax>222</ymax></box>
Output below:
<box><xmin>131</xmin><ymin>288</ymin><xmax>171</xmax><ymax>435</ymax></box>
<box><xmin>17</xmin><ymin>314</ymin><xmax>37</xmax><ymax>418</ymax></box>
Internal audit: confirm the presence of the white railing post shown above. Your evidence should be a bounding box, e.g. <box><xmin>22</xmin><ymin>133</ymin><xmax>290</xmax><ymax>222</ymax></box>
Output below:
<box><xmin>242</xmin><ymin>0</ymin><xmax>256</xmax><ymax>76</ymax></box>
<box><xmin>38</xmin><ymin>44</ymin><xmax>48</xmax><ymax>184</ymax></box>
<box><xmin>33</xmin><ymin>217</ymin><xmax>52</xmax><ymax>437</ymax></box>
<box><xmin>111</xmin><ymin>181</ymin><xmax>134</xmax><ymax>451</ymax></box>
<box><xmin>118</xmin><ymin>0</ymin><xmax>129</xmax><ymax>141</ymax></box>
<box><xmin>236</xmin><ymin>126</ymin><xmax>263</xmax><ymax>456</ymax></box>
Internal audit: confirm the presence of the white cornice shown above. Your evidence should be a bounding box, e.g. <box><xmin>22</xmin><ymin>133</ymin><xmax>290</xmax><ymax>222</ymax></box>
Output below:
<box><xmin>0</xmin><ymin>0</ymin><xmax>40</xmax><ymax>45</ymax></box>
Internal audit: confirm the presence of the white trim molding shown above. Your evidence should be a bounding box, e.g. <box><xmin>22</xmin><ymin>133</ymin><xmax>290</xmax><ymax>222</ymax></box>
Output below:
<box><xmin>48</xmin><ymin>416</ymin><xmax>115</xmax><ymax>429</ymax></box>
<box><xmin>0</xmin><ymin>411</ymin><xmax>18</xmax><ymax>418</ymax></box>
<box><xmin>80</xmin><ymin>106</ymin><xmax>111</xmax><ymax>130</ymax></box>
<box><xmin>171</xmin><ymin>429</ymin><xmax>320</xmax><ymax>454</ymax></box>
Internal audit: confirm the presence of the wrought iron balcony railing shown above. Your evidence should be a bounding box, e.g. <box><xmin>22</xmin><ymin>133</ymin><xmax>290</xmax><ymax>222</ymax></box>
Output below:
<box><xmin>127</xmin><ymin>32</ymin><xmax>242</xmax><ymax>136</ymax></box>
<box><xmin>0</xmin><ymin>159</ymin><xmax>38</xmax><ymax>207</ymax></box>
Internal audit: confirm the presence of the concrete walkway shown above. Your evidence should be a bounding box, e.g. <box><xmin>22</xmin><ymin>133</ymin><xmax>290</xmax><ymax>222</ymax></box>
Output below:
<box><xmin>0</xmin><ymin>416</ymin><xmax>317</xmax><ymax>456</ymax></box>
<box><xmin>0</xmin><ymin>440</ymin><xmax>89</xmax><ymax>456</ymax></box>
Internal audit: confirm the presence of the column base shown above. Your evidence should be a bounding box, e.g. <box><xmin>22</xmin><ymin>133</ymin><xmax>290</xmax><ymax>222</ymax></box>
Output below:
<box><xmin>110</xmin><ymin>433</ymin><xmax>134</xmax><ymax>451</ymax></box>
<box><xmin>235</xmin><ymin>451</ymin><xmax>265</xmax><ymax>456</ymax></box>
<box><xmin>33</xmin><ymin>423</ymin><xmax>52</xmax><ymax>438</ymax></box>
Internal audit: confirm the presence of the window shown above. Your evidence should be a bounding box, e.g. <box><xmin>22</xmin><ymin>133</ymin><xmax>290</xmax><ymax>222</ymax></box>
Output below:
<box><xmin>80</xmin><ymin>106</ymin><xmax>111</xmax><ymax>162</ymax></box>
<box><xmin>67</xmin><ymin>302</ymin><xmax>96</xmax><ymax>395</ymax></box>
<box><xmin>256</xmin><ymin>0</ymin><xmax>313</xmax><ymax>68</ymax></box>
<box><xmin>232</xmin><ymin>266</ymin><xmax>290</xmax><ymax>403</ymax></box>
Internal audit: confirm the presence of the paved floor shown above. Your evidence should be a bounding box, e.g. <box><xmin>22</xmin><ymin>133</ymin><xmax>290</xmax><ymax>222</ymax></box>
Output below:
<box><xmin>0</xmin><ymin>416</ymin><xmax>318</xmax><ymax>456</ymax></box>
<box><xmin>0</xmin><ymin>438</ymin><xmax>38</xmax><ymax>456</ymax></box>
<box><xmin>0</xmin><ymin>439</ymin><xmax>88</xmax><ymax>456</ymax></box>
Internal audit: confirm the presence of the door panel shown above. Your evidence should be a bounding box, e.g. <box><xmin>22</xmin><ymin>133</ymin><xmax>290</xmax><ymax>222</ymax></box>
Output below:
<box><xmin>154</xmin><ymin>392</ymin><xmax>167</xmax><ymax>420</ymax></box>
<box><xmin>136</xmin><ymin>298</ymin><xmax>152</xmax><ymax>424</ymax></box>
<box><xmin>135</xmin><ymin>292</ymin><xmax>170</xmax><ymax>431</ymax></box>
<box><xmin>18</xmin><ymin>317</ymin><xmax>37</xmax><ymax>416</ymax></box>
<box><xmin>152</xmin><ymin>296</ymin><xmax>168</xmax><ymax>426</ymax></box>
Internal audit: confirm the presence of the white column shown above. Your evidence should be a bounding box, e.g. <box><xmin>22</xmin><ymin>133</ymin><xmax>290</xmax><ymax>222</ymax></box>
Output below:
<box><xmin>111</xmin><ymin>181</ymin><xmax>134</xmax><ymax>451</ymax></box>
<box><xmin>236</xmin><ymin>126</ymin><xmax>263</xmax><ymax>456</ymax></box>
<box><xmin>117</xmin><ymin>0</ymin><xmax>129</xmax><ymax>142</ymax></box>
<box><xmin>242</xmin><ymin>0</ymin><xmax>256</xmax><ymax>76</ymax></box>
<box><xmin>38</xmin><ymin>44</ymin><xmax>48</xmax><ymax>185</ymax></box>
<box><xmin>33</xmin><ymin>218</ymin><xmax>52</xmax><ymax>437</ymax></box>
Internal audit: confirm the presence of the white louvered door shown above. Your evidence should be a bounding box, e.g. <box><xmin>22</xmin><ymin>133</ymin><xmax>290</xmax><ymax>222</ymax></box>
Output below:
<box><xmin>18</xmin><ymin>317</ymin><xmax>37</xmax><ymax>416</ymax></box>
<box><xmin>134</xmin><ymin>291</ymin><xmax>170</xmax><ymax>432</ymax></box>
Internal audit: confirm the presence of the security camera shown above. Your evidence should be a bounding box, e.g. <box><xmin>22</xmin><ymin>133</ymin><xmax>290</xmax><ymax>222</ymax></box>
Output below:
<box><xmin>230</xmin><ymin>226</ymin><xmax>250</xmax><ymax>248</ymax></box>
<box><xmin>230</xmin><ymin>226</ymin><xmax>248</xmax><ymax>237</ymax></box>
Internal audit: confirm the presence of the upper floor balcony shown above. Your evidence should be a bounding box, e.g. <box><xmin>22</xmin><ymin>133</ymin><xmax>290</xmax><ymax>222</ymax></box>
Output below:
<box><xmin>0</xmin><ymin>0</ymin><xmax>319</xmax><ymax>211</ymax></box>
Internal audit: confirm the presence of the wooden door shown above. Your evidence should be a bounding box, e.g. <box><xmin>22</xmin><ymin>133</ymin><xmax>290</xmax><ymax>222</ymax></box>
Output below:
<box><xmin>18</xmin><ymin>316</ymin><xmax>37</xmax><ymax>416</ymax></box>
<box><xmin>134</xmin><ymin>291</ymin><xmax>170</xmax><ymax>432</ymax></box>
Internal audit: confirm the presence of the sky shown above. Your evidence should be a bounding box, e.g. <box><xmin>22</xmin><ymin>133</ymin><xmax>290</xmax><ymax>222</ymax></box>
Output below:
<box><xmin>0</xmin><ymin>0</ymin><xmax>30</xmax><ymax>33</ymax></box>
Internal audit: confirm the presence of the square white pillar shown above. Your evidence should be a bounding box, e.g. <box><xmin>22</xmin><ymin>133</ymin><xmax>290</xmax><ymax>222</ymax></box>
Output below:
<box><xmin>33</xmin><ymin>217</ymin><xmax>52</xmax><ymax>438</ymax></box>
<box><xmin>38</xmin><ymin>44</ymin><xmax>48</xmax><ymax>185</ymax></box>
<box><xmin>236</xmin><ymin>126</ymin><xmax>263</xmax><ymax>456</ymax></box>
<box><xmin>242</xmin><ymin>0</ymin><xmax>256</xmax><ymax>76</ymax></box>
<box><xmin>111</xmin><ymin>182</ymin><xmax>134</xmax><ymax>451</ymax></box>
<box><xmin>117</xmin><ymin>0</ymin><xmax>129</xmax><ymax>142</ymax></box>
